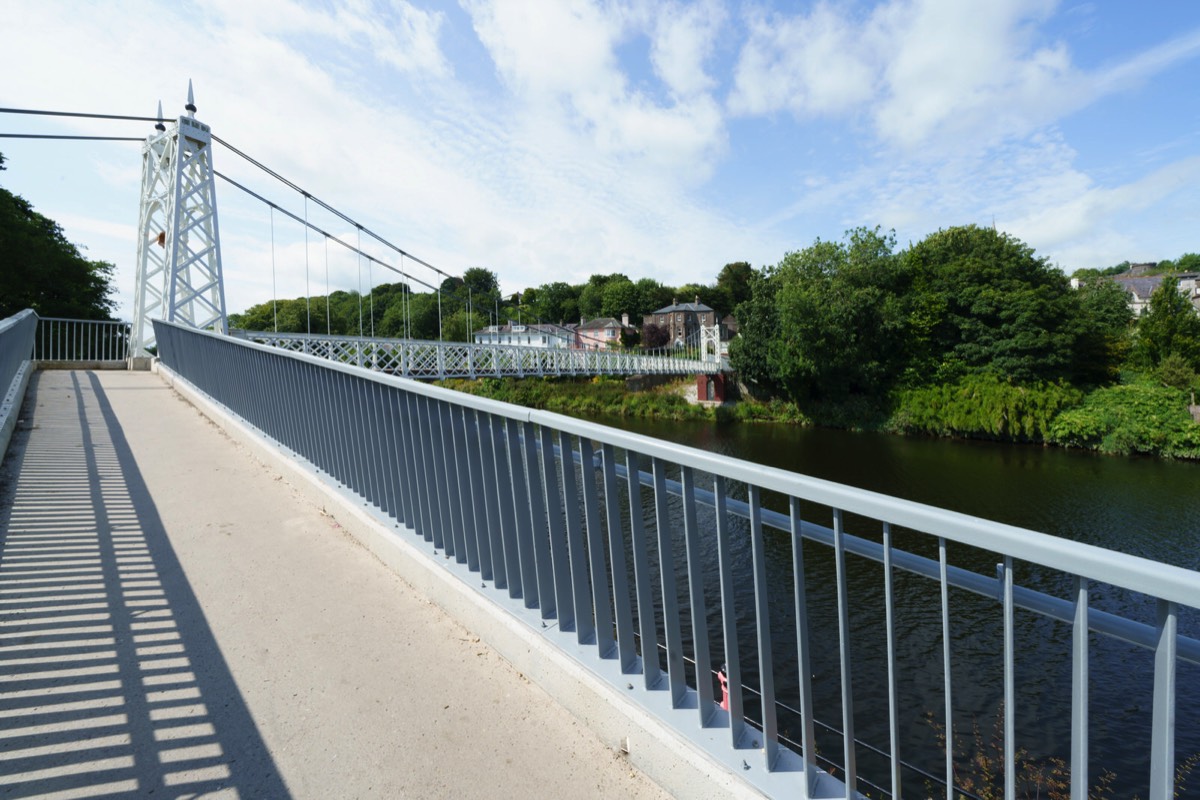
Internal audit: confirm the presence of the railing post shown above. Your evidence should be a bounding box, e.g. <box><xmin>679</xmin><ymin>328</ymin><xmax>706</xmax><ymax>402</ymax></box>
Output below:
<box><xmin>1149</xmin><ymin>599</ymin><xmax>1177</xmax><ymax>800</ymax></box>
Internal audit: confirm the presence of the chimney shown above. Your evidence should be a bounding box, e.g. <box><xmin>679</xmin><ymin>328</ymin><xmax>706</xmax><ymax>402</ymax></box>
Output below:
<box><xmin>622</xmin><ymin>313</ymin><xmax>629</xmax><ymax>327</ymax></box>
<box><xmin>694</xmin><ymin>294</ymin><xmax>700</xmax><ymax>305</ymax></box>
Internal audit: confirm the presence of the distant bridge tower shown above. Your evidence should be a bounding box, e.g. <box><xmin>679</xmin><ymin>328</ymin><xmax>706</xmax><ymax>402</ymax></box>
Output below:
<box><xmin>131</xmin><ymin>81</ymin><xmax>227</xmax><ymax>356</ymax></box>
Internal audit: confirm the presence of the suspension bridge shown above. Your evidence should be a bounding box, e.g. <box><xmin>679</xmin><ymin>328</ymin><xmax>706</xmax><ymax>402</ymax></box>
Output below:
<box><xmin>2</xmin><ymin>92</ymin><xmax>1199</xmax><ymax>800</ymax></box>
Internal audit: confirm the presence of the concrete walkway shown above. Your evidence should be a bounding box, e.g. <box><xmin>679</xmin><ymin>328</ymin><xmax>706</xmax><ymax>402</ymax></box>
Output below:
<box><xmin>0</xmin><ymin>370</ymin><xmax>670</xmax><ymax>799</ymax></box>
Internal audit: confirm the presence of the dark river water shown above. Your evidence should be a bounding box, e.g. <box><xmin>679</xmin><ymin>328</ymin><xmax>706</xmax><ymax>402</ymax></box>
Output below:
<box><xmin>600</xmin><ymin>416</ymin><xmax>1200</xmax><ymax>799</ymax></box>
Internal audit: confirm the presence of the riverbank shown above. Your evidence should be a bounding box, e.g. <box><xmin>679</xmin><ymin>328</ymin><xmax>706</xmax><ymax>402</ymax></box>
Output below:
<box><xmin>436</xmin><ymin>375</ymin><xmax>1200</xmax><ymax>461</ymax></box>
<box><xmin>436</xmin><ymin>376</ymin><xmax>809</xmax><ymax>424</ymax></box>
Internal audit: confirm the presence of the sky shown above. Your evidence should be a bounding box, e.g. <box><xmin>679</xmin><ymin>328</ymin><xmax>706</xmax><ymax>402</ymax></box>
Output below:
<box><xmin>2</xmin><ymin>0</ymin><xmax>1199</xmax><ymax>319</ymax></box>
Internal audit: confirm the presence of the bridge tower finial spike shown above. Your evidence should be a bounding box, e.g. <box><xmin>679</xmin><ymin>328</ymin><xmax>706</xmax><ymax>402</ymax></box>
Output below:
<box><xmin>155</xmin><ymin>101</ymin><xmax>166</xmax><ymax>132</ymax></box>
<box><xmin>185</xmin><ymin>79</ymin><xmax>196</xmax><ymax>117</ymax></box>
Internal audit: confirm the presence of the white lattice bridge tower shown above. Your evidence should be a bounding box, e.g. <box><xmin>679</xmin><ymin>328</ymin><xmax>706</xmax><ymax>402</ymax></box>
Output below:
<box><xmin>131</xmin><ymin>82</ymin><xmax>227</xmax><ymax>356</ymax></box>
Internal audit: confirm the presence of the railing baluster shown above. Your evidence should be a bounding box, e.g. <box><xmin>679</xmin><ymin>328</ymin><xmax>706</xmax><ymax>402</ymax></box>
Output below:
<box><xmin>715</xmin><ymin>476</ymin><xmax>743</xmax><ymax>745</ymax></box>
<box><xmin>505</xmin><ymin>417</ymin><xmax>537</xmax><ymax>606</ymax></box>
<box><xmin>579</xmin><ymin>438</ymin><xmax>615</xmax><ymax>658</ymax></box>
<box><xmin>452</xmin><ymin>406</ymin><xmax>478</xmax><ymax>568</ymax></box>
<box><xmin>653</xmin><ymin>457</ymin><xmax>686</xmax><ymax>706</ymax></box>
<box><xmin>940</xmin><ymin>535</ymin><xmax>954</xmax><ymax>800</ymax></box>
<box><xmin>411</xmin><ymin>392</ymin><xmax>435</xmax><ymax>542</ymax></box>
<box><xmin>399</xmin><ymin>390</ymin><xmax>424</xmax><ymax>536</ymax></box>
<box><xmin>1071</xmin><ymin>574</ymin><xmax>1088</xmax><ymax>800</ymax></box>
<box><xmin>478</xmin><ymin>412</ymin><xmax>507</xmax><ymax>587</ymax></box>
<box><xmin>462</xmin><ymin>409</ymin><xmax>489</xmax><ymax>575</ymax></box>
<box><xmin>439</xmin><ymin>400</ymin><xmax>464</xmax><ymax>561</ymax></box>
<box><xmin>492</xmin><ymin>414</ymin><xmax>520</xmax><ymax>595</ymax></box>
<box><xmin>524</xmin><ymin>422</ymin><xmax>554</xmax><ymax>618</ymax></box>
<box><xmin>883</xmin><ymin>522</ymin><xmax>901</xmax><ymax>800</ymax></box>
<box><xmin>681</xmin><ymin>466</ymin><xmax>713</xmax><ymax>719</ymax></box>
<box><xmin>748</xmin><ymin>486</ymin><xmax>777</xmax><ymax>768</ymax></box>
<box><xmin>630</xmin><ymin>453</ymin><xmax>662</xmax><ymax>689</ymax></box>
<box><xmin>790</xmin><ymin>497</ymin><xmax>816</xmax><ymax>793</ymax></box>
<box><xmin>1149</xmin><ymin>599</ymin><xmax>1177</xmax><ymax>800</ymax></box>
<box><xmin>559</xmin><ymin>432</ymin><xmax>593</xmax><ymax>643</ymax></box>
<box><xmin>601</xmin><ymin>444</ymin><xmax>636</xmax><ymax>671</ymax></box>
<box><xmin>832</xmin><ymin>508</ymin><xmax>857</xmax><ymax>793</ymax></box>
<box><xmin>1004</xmin><ymin>556</ymin><xmax>1016</xmax><ymax>798</ymax></box>
<box><xmin>539</xmin><ymin>426</ymin><xmax>569</xmax><ymax>623</ymax></box>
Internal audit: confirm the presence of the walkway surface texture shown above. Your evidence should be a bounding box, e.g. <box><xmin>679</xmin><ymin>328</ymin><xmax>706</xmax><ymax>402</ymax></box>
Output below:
<box><xmin>0</xmin><ymin>370</ymin><xmax>671</xmax><ymax>799</ymax></box>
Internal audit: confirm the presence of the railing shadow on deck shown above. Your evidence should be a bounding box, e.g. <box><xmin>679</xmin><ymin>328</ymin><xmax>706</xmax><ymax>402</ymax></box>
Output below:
<box><xmin>0</xmin><ymin>371</ymin><xmax>291</xmax><ymax>799</ymax></box>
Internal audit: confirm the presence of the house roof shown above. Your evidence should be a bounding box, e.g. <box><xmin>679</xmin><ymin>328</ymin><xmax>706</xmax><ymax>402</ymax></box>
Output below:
<box><xmin>473</xmin><ymin>322</ymin><xmax>569</xmax><ymax>336</ymax></box>
<box><xmin>578</xmin><ymin>317</ymin><xmax>632</xmax><ymax>330</ymax></box>
<box><xmin>650</xmin><ymin>301</ymin><xmax>713</xmax><ymax>314</ymax></box>
<box><xmin>1111</xmin><ymin>275</ymin><xmax>1162</xmax><ymax>301</ymax></box>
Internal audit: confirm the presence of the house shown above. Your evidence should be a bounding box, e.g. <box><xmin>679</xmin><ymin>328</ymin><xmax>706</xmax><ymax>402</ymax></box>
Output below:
<box><xmin>647</xmin><ymin>298</ymin><xmax>717</xmax><ymax>347</ymax></box>
<box><xmin>1104</xmin><ymin>272</ymin><xmax>1200</xmax><ymax>317</ymax></box>
<box><xmin>576</xmin><ymin>314</ymin><xmax>636</xmax><ymax>351</ymax></box>
<box><xmin>473</xmin><ymin>322</ymin><xmax>573</xmax><ymax>349</ymax></box>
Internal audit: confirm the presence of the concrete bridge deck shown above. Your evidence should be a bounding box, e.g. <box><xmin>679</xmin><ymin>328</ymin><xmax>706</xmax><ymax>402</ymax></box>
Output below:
<box><xmin>0</xmin><ymin>370</ymin><xmax>670</xmax><ymax>799</ymax></box>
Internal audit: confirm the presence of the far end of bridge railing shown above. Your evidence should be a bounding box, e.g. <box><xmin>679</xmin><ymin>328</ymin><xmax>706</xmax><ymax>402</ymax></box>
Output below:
<box><xmin>1</xmin><ymin>311</ymin><xmax>133</xmax><ymax>461</ymax></box>
<box><xmin>0</xmin><ymin>310</ymin><xmax>38</xmax><ymax>462</ymax></box>
<box><xmin>156</xmin><ymin>319</ymin><xmax>1200</xmax><ymax>800</ymax></box>
<box><xmin>230</xmin><ymin>329</ymin><xmax>720</xmax><ymax>379</ymax></box>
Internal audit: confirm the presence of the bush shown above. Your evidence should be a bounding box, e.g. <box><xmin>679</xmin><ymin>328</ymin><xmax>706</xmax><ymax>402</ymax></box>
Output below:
<box><xmin>1046</xmin><ymin>382</ymin><xmax>1200</xmax><ymax>457</ymax></box>
<box><xmin>889</xmin><ymin>374</ymin><xmax>1083</xmax><ymax>442</ymax></box>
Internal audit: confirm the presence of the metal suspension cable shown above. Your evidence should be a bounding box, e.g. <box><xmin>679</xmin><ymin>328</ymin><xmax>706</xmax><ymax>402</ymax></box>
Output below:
<box><xmin>270</xmin><ymin>207</ymin><xmax>278</xmax><ymax>333</ymax></box>
<box><xmin>324</xmin><ymin>235</ymin><xmax>331</xmax><ymax>335</ymax></box>
<box><xmin>0</xmin><ymin>105</ymin><xmax>461</xmax><ymax>292</ymax></box>
<box><xmin>356</xmin><ymin>229</ymin><xmax>363</xmax><ymax>339</ymax></box>
<box><xmin>304</xmin><ymin>195</ymin><xmax>311</xmax><ymax>336</ymax></box>
<box><xmin>0</xmin><ymin>134</ymin><xmax>143</xmax><ymax>141</ymax></box>
<box><xmin>210</xmin><ymin>134</ymin><xmax>453</xmax><ymax>283</ymax></box>
<box><xmin>213</xmin><ymin>170</ymin><xmax>439</xmax><ymax>293</ymax></box>
<box><xmin>0</xmin><ymin>107</ymin><xmax>162</xmax><ymax>122</ymax></box>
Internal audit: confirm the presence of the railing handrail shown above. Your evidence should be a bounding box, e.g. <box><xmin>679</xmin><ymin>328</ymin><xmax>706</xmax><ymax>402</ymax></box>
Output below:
<box><xmin>204</xmin><ymin>322</ymin><xmax>1197</xmax><ymax>607</ymax></box>
<box><xmin>0</xmin><ymin>308</ymin><xmax>37</xmax><ymax>336</ymax></box>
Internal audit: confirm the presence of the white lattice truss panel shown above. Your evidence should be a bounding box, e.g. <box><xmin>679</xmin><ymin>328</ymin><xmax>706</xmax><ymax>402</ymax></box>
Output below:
<box><xmin>234</xmin><ymin>331</ymin><xmax>722</xmax><ymax>380</ymax></box>
<box><xmin>132</xmin><ymin>115</ymin><xmax>227</xmax><ymax>355</ymax></box>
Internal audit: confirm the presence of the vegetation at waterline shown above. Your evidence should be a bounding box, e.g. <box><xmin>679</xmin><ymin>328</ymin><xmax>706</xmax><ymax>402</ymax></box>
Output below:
<box><xmin>435</xmin><ymin>376</ymin><xmax>808</xmax><ymax>425</ymax></box>
<box><xmin>0</xmin><ymin>152</ymin><xmax>116</xmax><ymax>320</ymax></box>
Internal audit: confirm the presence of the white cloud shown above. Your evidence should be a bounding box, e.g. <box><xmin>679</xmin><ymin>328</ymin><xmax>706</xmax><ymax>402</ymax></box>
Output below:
<box><xmin>729</xmin><ymin>3</ymin><xmax>876</xmax><ymax>117</ymax></box>
<box><xmin>463</xmin><ymin>0</ymin><xmax>726</xmax><ymax>176</ymax></box>
<box><xmin>649</xmin><ymin>0</ymin><xmax>725</xmax><ymax>98</ymax></box>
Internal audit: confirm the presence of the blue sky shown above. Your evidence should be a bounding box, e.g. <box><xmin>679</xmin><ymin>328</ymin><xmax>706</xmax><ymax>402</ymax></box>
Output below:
<box><xmin>2</xmin><ymin>0</ymin><xmax>1198</xmax><ymax>319</ymax></box>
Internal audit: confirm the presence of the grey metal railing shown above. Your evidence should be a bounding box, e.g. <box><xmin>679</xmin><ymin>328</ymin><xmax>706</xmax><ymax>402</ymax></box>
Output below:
<box><xmin>1</xmin><ymin>309</ymin><xmax>38</xmax><ymax>460</ymax></box>
<box><xmin>34</xmin><ymin>317</ymin><xmax>131</xmax><ymax>363</ymax></box>
<box><xmin>154</xmin><ymin>319</ymin><xmax>1200</xmax><ymax>800</ymax></box>
<box><xmin>232</xmin><ymin>329</ymin><xmax>718</xmax><ymax>379</ymax></box>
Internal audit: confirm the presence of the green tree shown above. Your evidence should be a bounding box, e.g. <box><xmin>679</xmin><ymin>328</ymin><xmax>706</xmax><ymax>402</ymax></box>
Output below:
<box><xmin>904</xmin><ymin>225</ymin><xmax>1081</xmax><ymax>384</ymax></box>
<box><xmin>600</xmin><ymin>276</ymin><xmax>637</xmax><ymax>320</ymax></box>
<box><xmin>578</xmin><ymin>273</ymin><xmax>627</xmax><ymax>318</ymax></box>
<box><xmin>1071</xmin><ymin>275</ymin><xmax>1133</xmax><ymax>384</ymax></box>
<box><xmin>633</xmin><ymin>278</ymin><xmax>673</xmax><ymax>319</ymax></box>
<box><xmin>716</xmin><ymin>261</ymin><xmax>754</xmax><ymax>311</ymax></box>
<box><xmin>1175</xmin><ymin>253</ymin><xmax>1200</xmax><ymax>272</ymax></box>
<box><xmin>767</xmin><ymin>227</ymin><xmax>908</xmax><ymax>401</ymax></box>
<box><xmin>728</xmin><ymin>266</ymin><xmax>779</xmax><ymax>392</ymax></box>
<box><xmin>0</xmin><ymin>153</ymin><xmax>116</xmax><ymax>319</ymax></box>
<box><xmin>1133</xmin><ymin>275</ymin><xmax>1200</xmax><ymax>370</ymax></box>
<box><xmin>526</xmin><ymin>281</ymin><xmax>580</xmax><ymax>325</ymax></box>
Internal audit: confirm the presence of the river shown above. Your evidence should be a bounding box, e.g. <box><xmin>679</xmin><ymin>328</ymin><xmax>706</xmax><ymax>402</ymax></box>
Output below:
<box><xmin>602</xmin><ymin>416</ymin><xmax>1200</xmax><ymax>798</ymax></box>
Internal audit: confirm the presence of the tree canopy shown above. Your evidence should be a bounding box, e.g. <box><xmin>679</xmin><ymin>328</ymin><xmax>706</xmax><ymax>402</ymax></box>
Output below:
<box><xmin>732</xmin><ymin>224</ymin><xmax>1142</xmax><ymax>405</ymax></box>
<box><xmin>0</xmin><ymin>153</ymin><xmax>116</xmax><ymax>320</ymax></box>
